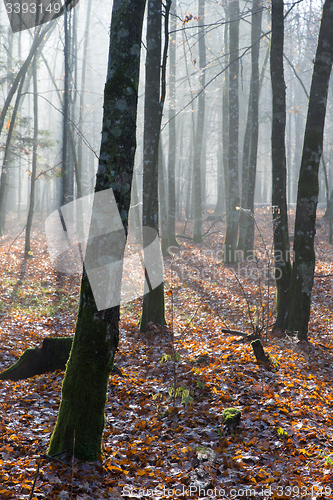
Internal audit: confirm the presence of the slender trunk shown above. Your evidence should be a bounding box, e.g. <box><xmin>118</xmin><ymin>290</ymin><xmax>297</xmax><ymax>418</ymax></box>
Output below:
<box><xmin>238</xmin><ymin>1</ymin><xmax>262</xmax><ymax>254</ymax></box>
<box><xmin>223</xmin><ymin>0</ymin><xmax>239</xmax><ymax>263</ymax></box>
<box><xmin>270</xmin><ymin>0</ymin><xmax>291</xmax><ymax>327</ymax></box>
<box><xmin>78</xmin><ymin>0</ymin><xmax>92</xmax><ymax>197</ymax></box>
<box><xmin>159</xmin><ymin>139</ymin><xmax>169</xmax><ymax>255</ymax></box>
<box><xmin>25</xmin><ymin>55</ymin><xmax>38</xmax><ymax>256</ymax></box>
<box><xmin>0</xmin><ymin>72</ymin><xmax>27</xmax><ymax>235</ymax></box>
<box><xmin>47</xmin><ymin>0</ymin><xmax>146</xmax><ymax>461</ymax></box>
<box><xmin>193</xmin><ymin>0</ymin><xmax>206</xmax><ymax>243</ymax></box>
<box><xmin>167</xmin><ymin>4</ymin><xmax>179</xmax><ymax>247</ymax></box>
<box><xmin>215</xmin><ymin>9</ymin><xmax>229</xmax><ymax>216</ymax></box>
<box><xmin>243</xmin><ymin>0</ymin><xmax>262</xmax><ymax>258</ymax></box>
<box><xmin>140</xmin><ymin>0</ymin><xmax>169</xmax><ymax>332</ymax></box>
<box><xmin>0</xmin><ymin>23</ymin><xmax>53</xmax><ymax>138</ymax></box>
<box><xmin>61</xmin><ymin>8</ymin><xmax>73</xmax><ymax>207</ymax></box>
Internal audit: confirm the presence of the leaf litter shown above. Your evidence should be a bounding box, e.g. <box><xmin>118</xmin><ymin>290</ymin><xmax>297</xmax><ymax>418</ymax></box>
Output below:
<box><xmin>0</xmin><ymin>210</ymin><xmax>333</xmax><ymax>499</ymax></box>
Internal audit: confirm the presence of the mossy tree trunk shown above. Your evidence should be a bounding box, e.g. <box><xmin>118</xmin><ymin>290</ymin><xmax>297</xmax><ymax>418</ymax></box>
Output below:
<box><xmin>283</xmin><ymin>0</ymin><xmax>333</xmax><ymax>340</ymax></box>
<box><xmin>270</xmin><ymin>0</ymin><xmax>291</xmax><ymax>327</ymax></box>
<box><xmin>140</xmin><ymin>0</ymin><xmax>171</xmax><ymax>332</ymax></box>
<box><xmin>47</xmin><ymin>0</ymin><xmax>146</xmax><ymax>461</ymax></box>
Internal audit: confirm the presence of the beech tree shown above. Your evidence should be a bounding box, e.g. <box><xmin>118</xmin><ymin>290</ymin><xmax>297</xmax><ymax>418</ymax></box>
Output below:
<box><xmin>47</xmin><ymin>0</ymin><xmax>146</xmax><ymax>461</ymax></box>
<box><xmin>280</xmin><ymin>0</ymin><xmax>333</xmax><ymax>340</ymax></box>
<box><xmin>140</xmin><ymin>0</ymin><xmax>171</xmax><ymax>332</ymax></box>
<box><xmin>223</xmin><ymin>0</ymin><xmax>240</xmax><ymax>263</ymax></box>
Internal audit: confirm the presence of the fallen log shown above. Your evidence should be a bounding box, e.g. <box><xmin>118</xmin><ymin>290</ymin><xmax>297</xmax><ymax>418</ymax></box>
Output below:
<box><xmin>0</xmin><ymin>337</ymin><xmax>124</xmax><ymax>381</ymax></box>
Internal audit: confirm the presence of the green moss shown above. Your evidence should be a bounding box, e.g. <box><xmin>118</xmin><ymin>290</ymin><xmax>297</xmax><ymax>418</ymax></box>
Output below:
<box><xmin>222</xmin><ymin>408</ymin><xmax>241</xmax><ymax>430</ymax></box>
<box><xmin>104</xmin><ymin>69</ymin><xmax>137</xmax><ymax>101</ymax></box>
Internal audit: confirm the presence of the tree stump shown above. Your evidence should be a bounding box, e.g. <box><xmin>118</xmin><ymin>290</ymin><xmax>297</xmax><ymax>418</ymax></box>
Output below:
<box><xmin>251</xmin><ymin>339</ymin><xmax>279</xmax><ymax>371</ymax></box>
<box><xmin>222</xmin><ymin>407</ymin><xmax>241</xmax><ymax>433</ymax></box>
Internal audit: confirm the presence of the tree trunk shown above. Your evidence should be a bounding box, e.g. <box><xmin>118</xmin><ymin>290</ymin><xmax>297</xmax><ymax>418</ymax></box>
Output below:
<box><xmin>0</xmin><ymin>23</ymin><xmax>54</xmax><ymax>138</ymax></box>
<box><xmin>77</xmin><ymin>0</ymin><xmax>92</xmax><ymax>197</ymax></box>
<box><xmin>238</xmin><ymin>0</ymin><xmax>263</xmax><ymax>255</ymax></box>
<box><xmin>140</xmin><ymin>0</ymin><xmax>170</xmax><ymax>332</ymax></box>
<box><xmin>167</xmin><ymin>3</ymin><xmax>179</xmax><ymax>247</ymax></box>
<box><xmin>215</xmin><ymin>11</ymin><xmax>229</xmax><ymax>216</ymax></box>
<box><xmin>47</xmin><ymin>0</ymin><xmax>146</xmax><ymax>461</ymax></box>
<box><xmin>223</xmin><ymin>0</ymin><xmax>239</xmax><ymax>263</ymax></box>
<box><xmin>242</xmin><ymin>0</ymin><xmax>262</xmax><ymax>258</ymax></box>
<box><xmin>61</xmin><ymin>7</ymin><xmax>73</xmax><ymax>207</ymax></box>
<box><xmin>0</xmin><ymin>71</ymin><xmax>27</xmax><ymax>235</ymax></box>
<box><xmin>25</xmin><ymin>54</ymin><xmax>38</xmax><ymax>256</ymax></box>
<box><xmin>283</xmin><ymin>0</ymin><xmax>333</xmax><ymax>340</ymax></box>
<box><xmin>270</xmin><ymin>0</ymin><xmax>291</xmax><ymax>327</ymax></box>
<box><xmin>192</xmin><ymin>0</ymin><xmax>206</xmax><ymax>243</ymax></box>
<box><xmin>158</xmin><ymin>139</ymin><xmax>170</xmax><ymax>255</ymax></box>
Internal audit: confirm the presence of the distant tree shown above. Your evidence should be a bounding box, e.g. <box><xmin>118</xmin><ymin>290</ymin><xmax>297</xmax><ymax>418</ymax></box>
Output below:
<box><xmin>167</xmin><ymin>3</ymin><xmax>179</xmax><ymax>248</ymax></box>
<box><xmin>223</xmin><ymin>0</ymin><xmax>240</xmax><ymax>263</ymax></box>
<box><xmin>47</xmin><ymin>0</ymin><xmax>146</xmax><ymax>461</ymax></box>
<box><xmin>237</xmin><ymin>0</ymin><xmax>262</xmax><ymax>258</ymax></box>
<box><xmin>192</xmin><ymin>0</ymin><xmax>206</xmax><ymax>243</ymax></box>
<box><xmin>270</xmin><ymin>0</ymin><xmax>291</xmax><ymax>326</ymax></box>
<box><xmin>25</xmin><ymin>54</ymin><xmax>38</xmax><ymax>256</ymax></box>
<box><xmin>140</xmin><ymin>0</ymin><xmax>171</xmax><ymax>332</ymax></box>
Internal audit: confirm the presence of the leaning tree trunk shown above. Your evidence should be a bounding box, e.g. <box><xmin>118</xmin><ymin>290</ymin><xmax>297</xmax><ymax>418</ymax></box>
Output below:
<box><xmin>0</xmin><ymin>23</ymin><xmax>54</xmax><ymax>138</ymax></box>
<box><xmin>47</xmin><ymin>0</ymin><xmax>146</xmax><ymax>461</ymax></box>
<box><xmin>192</xmin><ymin>0</ymin><xmax>206</xmax><ymax>243</ymax></box>
<box><xmin>0</xmin><ymin>70</ymin><xmax>27</xmax><ymax>235</ymax></box>
<box><xmin>140</xmin><ymin>0</ymin><xmax>171</xmax><ymax>332</ymax></box>
<box><xmin>223</xmin><ymin>0</ymin><xmax>239</xmax><ymax>263</ymax></box>
<box><xmin>270</xmin><ymin>0</ymin><xmax>291</xmax><ymax>327</ymax></box>
<box><xmin>25</xmin><ymin>54</ymin><xmax>38</xmax><ymax>256</ymax></box>
<box><xmin>283</xmin><ymin>0</ymin><xmax>333</xmax><ymax>340</ymax></box>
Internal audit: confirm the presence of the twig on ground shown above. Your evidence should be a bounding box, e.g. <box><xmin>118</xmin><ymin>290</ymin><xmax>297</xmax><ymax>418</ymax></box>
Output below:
<box><xmin>28</xmin><ymin>461</ymin><xmax>40</xmax><ymax>500</ymax></box>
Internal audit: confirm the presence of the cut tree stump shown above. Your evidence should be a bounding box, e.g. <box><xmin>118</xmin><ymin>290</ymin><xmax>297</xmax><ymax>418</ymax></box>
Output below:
<box><xmin>0</xmin><ymin>337</ymin><xmax>124</xmax><ymax>381</ymax></box>
<box><xmin>251</xmin><ymin>339</ymin><xmax>279</xmax><ymax>371</ymax></box>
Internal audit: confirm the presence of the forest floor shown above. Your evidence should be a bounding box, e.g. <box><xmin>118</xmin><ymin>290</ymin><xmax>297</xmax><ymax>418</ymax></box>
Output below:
<box><xmin>1</xmin><ymin>207</ymin><xmax>333</xmax><ymax>500</ymax></box>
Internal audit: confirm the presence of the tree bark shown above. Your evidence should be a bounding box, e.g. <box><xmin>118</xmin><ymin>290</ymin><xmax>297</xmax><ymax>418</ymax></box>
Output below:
<box><xmin>47</xmin><ymin>0</ymin><xmax>146</xmax><ymax>461</ymax></box>
<box><xmin>270</xmin><ymin>0</ymin><xmax>291</xmax><ymax>327</ymax></box>
<box><xmin>283</xmin><ymin>0</ymin><xmax>333</xmax><ymax>340</ymax></box>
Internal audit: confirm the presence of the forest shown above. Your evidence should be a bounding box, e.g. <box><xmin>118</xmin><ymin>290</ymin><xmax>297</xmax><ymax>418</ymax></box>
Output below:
<box><xmin>0</xmin><ymin>0</ymin><xmax>333</xmax><ymax>498</ymax></box>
